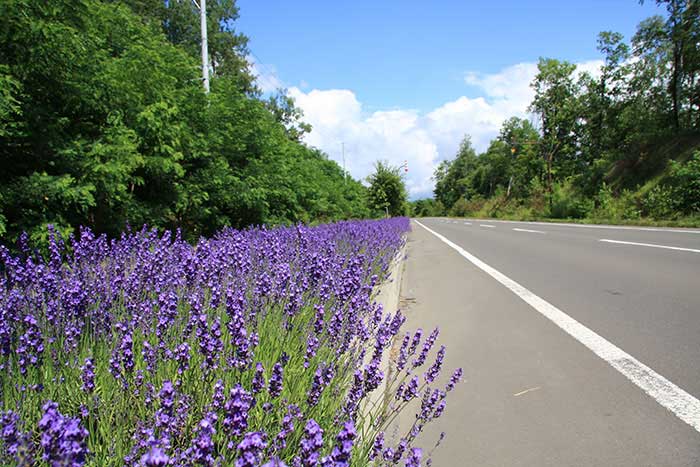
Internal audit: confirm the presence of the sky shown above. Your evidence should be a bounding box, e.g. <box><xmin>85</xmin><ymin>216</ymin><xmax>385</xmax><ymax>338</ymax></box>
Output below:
<box><xmin>237</xmin><ymin>0</ymin><xmax>665</xmax><ymax>199</ymax></box>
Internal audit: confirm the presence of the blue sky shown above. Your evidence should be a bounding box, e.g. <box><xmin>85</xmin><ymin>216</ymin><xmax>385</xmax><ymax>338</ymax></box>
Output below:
<box><xmin>236</xmin><ymin>1</ymin><xmax>664</xmax><ymax>198</ymax></box>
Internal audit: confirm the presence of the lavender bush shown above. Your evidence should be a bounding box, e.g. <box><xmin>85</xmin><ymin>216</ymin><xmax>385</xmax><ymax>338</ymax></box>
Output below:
<box><xmin>0</xmin><ymin>218</ymin><xmax>461</xmax><ymax>466</ymax></box>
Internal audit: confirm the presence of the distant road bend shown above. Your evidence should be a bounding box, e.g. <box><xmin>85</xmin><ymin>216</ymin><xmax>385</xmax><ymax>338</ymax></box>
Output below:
<box><xmin>396</xmin><ymin>217</ymin><xmax>700</xmax><ymax>467</ymax></box>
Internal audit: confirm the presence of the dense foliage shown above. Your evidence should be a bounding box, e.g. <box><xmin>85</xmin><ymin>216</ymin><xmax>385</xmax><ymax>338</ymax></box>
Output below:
<box><xmin>0</xmin><ymin>218</ymin><xmax>460</xmax><ymax>466</ymax></box>
<box><xmin>366</xmin><ymin>162</ymin><xmax>408</xmax><ymax>218</ymax></box>
<box><xmin>424</xmin><ymin>0</ymin><xmax>700</xmax><ymax>223</ymax></box>
<box><xmin>0</xmin><ymin>0</ymin><xmax>370</xmax><ymax>245</ymax></box>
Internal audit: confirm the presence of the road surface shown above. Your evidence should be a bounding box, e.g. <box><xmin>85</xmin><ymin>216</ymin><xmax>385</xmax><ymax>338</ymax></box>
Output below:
<box><xmin>393</xmin><ymin>217</ymin><xmax>700</xmax><ymax>466</ymax></box>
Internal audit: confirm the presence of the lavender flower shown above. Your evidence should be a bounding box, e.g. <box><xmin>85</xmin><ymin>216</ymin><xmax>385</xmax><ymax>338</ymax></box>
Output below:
<box><xmin>38</xmin><ymin>401</ymin><xmax>89</xmax><ymax>466</ymax></box>
<box><xmin>405</xmin><ymin>448</ymin><xmax>422</xmax><ymax>467</ymax></box>
<box><xmin>328</xmin><ymin>421</ymin><xmax>356</xmax><ymax>467</ymax></box>
<box><xmin>300</xmin><ymin>419</ymin><xmax>323</xmax><ymax>467</ymax></box>
<box><xmin>252</xmin><ymin>362</ymin><xmax>265</xmax><ymax>394</ymax></box>
<box><xmin>446</xmin><ymin>367</ymin><xmax>463</xmax><ymax>392</ymax></box>
<box><xmin>80</xmin><ymin>358</ymin><xmax>95</xmax><ymax>394</ymax></box>
<box><xmin>223</xmin><ymin>384</ymin><xmax>253</xmax><ymax>444</ymax></box>
<box><xmin>140</xmin><ymin>447</ymin><xmax>169</xmax><ymax>466</ymax></box>
<box><xmin>235</xmin><ymin>432</ymin><xmax>267</xmax><ymax>467</ymax></box>
<box><xmin>369</xmin><ymin>432</ymin><xmax>384</xmax><ymax>461</ymax></box>
<box><xmin>413</xmin><ymin>328</ymin><xmax>439</xmax><ymax>368</ymax></box>
<box><xmin>268</xmin><ymin>362</ymin><xmax>284</xmax><ymax>398</ymax></box>
<box><xmin>424</xmin><ymin>345</ymin><xmax>445</xmax><ymax>383</ymax></box>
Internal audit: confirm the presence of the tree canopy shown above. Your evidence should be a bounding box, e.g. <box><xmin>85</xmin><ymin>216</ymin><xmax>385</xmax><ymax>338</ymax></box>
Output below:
<box><xmin>0</xmin><ymin>0</ymin><xmax>370</xmax><ymax>243</ymax></box>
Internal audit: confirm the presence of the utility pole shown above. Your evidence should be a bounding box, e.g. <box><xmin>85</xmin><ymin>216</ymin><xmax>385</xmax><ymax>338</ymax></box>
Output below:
<box><xmin>196</xmin><ymin>0</ymin><xmax>210</xmax><ymax>93</ymax></box>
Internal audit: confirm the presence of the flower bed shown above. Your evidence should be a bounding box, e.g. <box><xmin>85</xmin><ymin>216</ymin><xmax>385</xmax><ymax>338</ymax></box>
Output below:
<box><xmin>0</xmin><ymin>218</ymin><xmax>460</xmax><ymax>466</ymax></box>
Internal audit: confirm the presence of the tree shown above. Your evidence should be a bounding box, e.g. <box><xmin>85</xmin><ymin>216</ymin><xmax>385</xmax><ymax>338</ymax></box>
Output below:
<box><xmin>366</xmin><ymin>161</ymin><xmax>407</xmax><ymax>217</ymax></box>
<box><xmin>433</xmin><ymin>136</ymin><xmax>479</xmax><ymax>207</ymax></box>
<box><xmin>529</xmin><ymin>58</ymin><xmax>581</xmax><ymax>194</ymax></box>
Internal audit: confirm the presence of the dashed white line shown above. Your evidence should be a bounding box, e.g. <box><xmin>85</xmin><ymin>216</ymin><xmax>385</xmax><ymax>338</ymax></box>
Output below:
<box><xmin>480</xmin><ymin>224</ymin><xmax>495</xmax><ymax>229</ymax></box>
<box><xmin>464</xmin><ymin>222</ymin><xmax>472</xmax><ymax>226</ymax></box>
<box><xmin>513</xmin><ymin>228</ymin><xmax>546</xmax><ymax>234</ymax></box>
<box><xmin>600</xmin><ymin>239</ymin><xmax>700</xmax><ymax>254</ymax></box>
<box><xmin>455</xmin><ymin>218</ymin><xmax>700</xmax><ymax>234</ymax></box>
<box><xmin>415</xmin><ymin>219</ymin><xmax>700</xmax><ymax>434</ymax></box>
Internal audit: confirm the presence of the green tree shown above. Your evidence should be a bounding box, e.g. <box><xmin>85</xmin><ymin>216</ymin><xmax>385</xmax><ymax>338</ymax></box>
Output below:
<box><xmin>529</xmin><ymin>58</ymin><xmax>581</xmax><ymax>194</ymax></box>
<box><xmin>366</xmin><ymin>161</ymin><xmax>407</xmax><ymax>217</ymax></box>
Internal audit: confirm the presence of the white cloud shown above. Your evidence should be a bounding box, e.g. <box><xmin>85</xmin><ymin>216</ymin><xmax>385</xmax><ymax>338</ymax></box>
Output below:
<box><xmin>276</xmin><ymin>60</ymin><xmax>604</xmax><ymax>199</ymax></box>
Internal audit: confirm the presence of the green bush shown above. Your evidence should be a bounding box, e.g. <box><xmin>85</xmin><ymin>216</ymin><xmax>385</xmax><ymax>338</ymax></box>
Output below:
<box><xmin>642</xmin><ymin>184</ymin><xmax>678</xmax><ymax>219</ymax></box>
<box><xmin>591</xmin><ymin>183</ymin><xmax>640</xmax><ymax>221</ymax></box>
<box><xmin>668</xmin><ymin>151</ymin><xmax>700</xmax><ymax>214</ymax></box>
<box><xmin>449</xmin><ymin>196</ymin><xmax>485</xmax><ymax>217</ymax></box>
<box><xmin>549</xmin><ymin>180</ymin><xmax>593</xmax><ymax>219</ymax></box>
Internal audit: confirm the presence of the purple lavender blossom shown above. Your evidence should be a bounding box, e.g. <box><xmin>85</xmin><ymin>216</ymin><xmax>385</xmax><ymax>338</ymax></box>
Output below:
<box><xmin>252</xmin><ymin>362</ymin><xmax>265</xmax><ymax>394</ymax></box>
<box><xmin>268</xmin><ymin>362</ymin><xmax>284</xmax><ymax>398</ymax></box>
<box><xmin>413</xmin><ymin>328</ymin><xmax>439</xmax><ymax>368</ymax></box>
<box><xmin>174</xmin><ymin>342</ymin><xmax>191</xmax><ymax>375</ymax></box>
<box><xmin>185</xmin><ymin>411</ymin><xmax>218</xmax><ymax>466</ymax></box>
<box><xmin>0</xmin><ymin>411</ymin><xmax>30</xmax><ymax>462</ymax></box>
<box><xmin>396</xmin><ymin>332</ymin><xmax>411</xmax><ymax>371</ymax></box>
<box><xmin>262</xmin><ymin>457</ymin><xmax>288</xmax><ymax>467</ymax></box>
<box><xmin>424</xmin><ymin>345</ymin><xmax>446</xmax><ymax>383</ymax></box>
<box><xmin>80</xmin><ymin>358</ymin><xmax>95</xmax><ymax>394</ymax></box>
<box><xmin>235</xmin><ymin>432</ymin><xmax>267</xmax><ymax>467</ymax></box>
<box><xmin>275</xmin><ymin>404</ymin><xmax>299</xmax><ymax>450</ymax></box>
<box><xmin>307</xmin><ymin>363</ymin><xmax>335</xmax><ymax>407</ymax></box>
<box><xmin>223</xmin><ymin>384</ymin><xmax>253</xmax><ymax>444</ymax></box>
<box><xmin>38</xmin><ymin>401</ymin><xmax>89</xmax><ymax>466</ymax></box>
<box><xmin>140</xmin><ymin>447</ymin><xmax>169</xmax><ymax>466</ymax></box>
<box><xmin>405</xmin><ymin>448</ymin><xmax>422</xmax><ymax>467</ymax></box>
<box><xmin>327</xmin><ymin>420</ymin><xmax>356</xmax><ymax>467</ymax></box>
<box><xmin>211</xmin><ymin>379</ymin><xmax>225</xmax><ymax>411</ymax></box>
<box><xmin>446</xmin><ymin>367</ymin><xmax>463</xmax><ymax>392</ymax></box>
<box><xmin>300</xmin><ymin>419</ymin><xmax>323</xmax><ymax>467</ymax></box>
<box><xmin>369</xmin><ymin>432</ymin><xmax>384</xmax><ymax>461</ymax></box>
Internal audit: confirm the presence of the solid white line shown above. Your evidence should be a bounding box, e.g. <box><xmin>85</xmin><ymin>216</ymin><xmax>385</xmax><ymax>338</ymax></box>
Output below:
<box><xmin>600</xmin><ymin>239</ymin><xmax>700</xmax><ymax>254</ymax></box>
<box><xmin>454</xmin><ymin>218</ymin><xmax>700</xmax><ymax>234</ymax></box>
<box><xmin>480</xmin><ymin>224</ymin><xmax>495</xmax><ymax>228</ymax></box>
<box><xmin>415</xmin><ymin>220</ymin><xmax>700</xmax><ymax>433</ymax></box>
<box><xmin>513</xmin><ymin>228</ymin><xmax>546</xmax><ymax>234</ymax></box>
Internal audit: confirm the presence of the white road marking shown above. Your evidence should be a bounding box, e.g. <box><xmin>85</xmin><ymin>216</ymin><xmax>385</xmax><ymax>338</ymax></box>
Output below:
<box><xmin>452</xmin><ymin>218</ymin><xmax>700</xmax><ymax>234</ymax></box>
<box><xmin>480</xmin><ymin>224</ymin><xmax>495</xmax><ymax>228</ymax></box>
<box><xmin>600</xmin><ymin>239</ymin><xmax>700</xmax><ymax>254</ymax></box>
<box><xmin>464</xmin><ymin>222</ymin><xmax>472</xmax><ymax>226</ymax></box>
<box><xmin>415</xmin><ymin>219</ymin><xmax>700</xmax><ymax>433</ymax></box>
<box><xmin>514</xmin><ymin>386</ymin><xmax>541</xmax><ymax>397</ymax></box>
<box><xmin>513</xmin><ymin>228</ymin><xmax>546</xmax><ymax>234</ymax></box>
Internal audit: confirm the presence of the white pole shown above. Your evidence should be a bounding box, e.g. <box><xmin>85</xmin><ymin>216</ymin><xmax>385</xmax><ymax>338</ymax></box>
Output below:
<box><xmin>200</xmin><ymin>0</ymin><xmax>210</xmax><ymax>93</ymax></box>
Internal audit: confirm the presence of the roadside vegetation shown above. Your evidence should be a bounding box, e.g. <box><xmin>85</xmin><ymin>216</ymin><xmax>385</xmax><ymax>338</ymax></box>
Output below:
<box><xmin>0</xmin><ymin>218</ymin><xmax>459</xmax><ymax>466</ymax></box>
<box><xmin>412</xmin><ymin>1</ymin><xmax>700</xmax><ymax>227</ymax></box>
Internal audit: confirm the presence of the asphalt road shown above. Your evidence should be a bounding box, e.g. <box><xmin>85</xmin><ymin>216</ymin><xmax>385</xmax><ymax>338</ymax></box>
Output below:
<box><xmin>393</xmin><ymin>218</ymin><xmax>700</xmax><ymax>466</ymax></box>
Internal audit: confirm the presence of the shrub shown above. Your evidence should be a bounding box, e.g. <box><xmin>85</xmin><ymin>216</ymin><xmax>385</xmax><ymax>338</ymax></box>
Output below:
<box><xmin>668</xmin><ymin>151</ymin><xmax>700</xmax><ymax>215</ymax></box>
<box><xmin>549</xmin><ymin>180</ymin><xmax>593</xmax><ymax>219</ymax></box>
<box><xmin>641</xmin><ymin>185</ymin><xmax>678</xmax><ymax>219</ymax></box>
<box><xmin>591</xmin><ymin>184</ymin><xmax>640</xmax><ymax>221</ymax></box>
<box><xmin>449</xmin><ymin>196</ymin><xmax>485</xmax><ymax>217</ymax></box>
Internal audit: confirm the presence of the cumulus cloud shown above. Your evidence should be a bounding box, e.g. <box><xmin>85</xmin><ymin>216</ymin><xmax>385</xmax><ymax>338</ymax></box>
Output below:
<box><xmin>272</xmin><ymin>60</ymin><xmax>603</xmax><ymax>199</ymax></box>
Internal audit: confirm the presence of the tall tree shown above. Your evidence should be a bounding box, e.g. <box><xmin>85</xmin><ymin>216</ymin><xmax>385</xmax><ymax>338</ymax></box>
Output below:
<box><xmin>529</xmin><ymin>58</ymin><xmax>581</xmax><ymax>193</ymax></box>
<box><xmin>367</xmin><ymin>161</ymin><xmax>407</xmax><ymax>217</ymax></box>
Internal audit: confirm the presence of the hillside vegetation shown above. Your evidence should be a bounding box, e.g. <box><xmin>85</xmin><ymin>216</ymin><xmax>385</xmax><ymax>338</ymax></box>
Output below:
<box><xmin>414</xmin><ymin>0</ymin><xmax>700</xmax><ymax>226</ymax></box>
